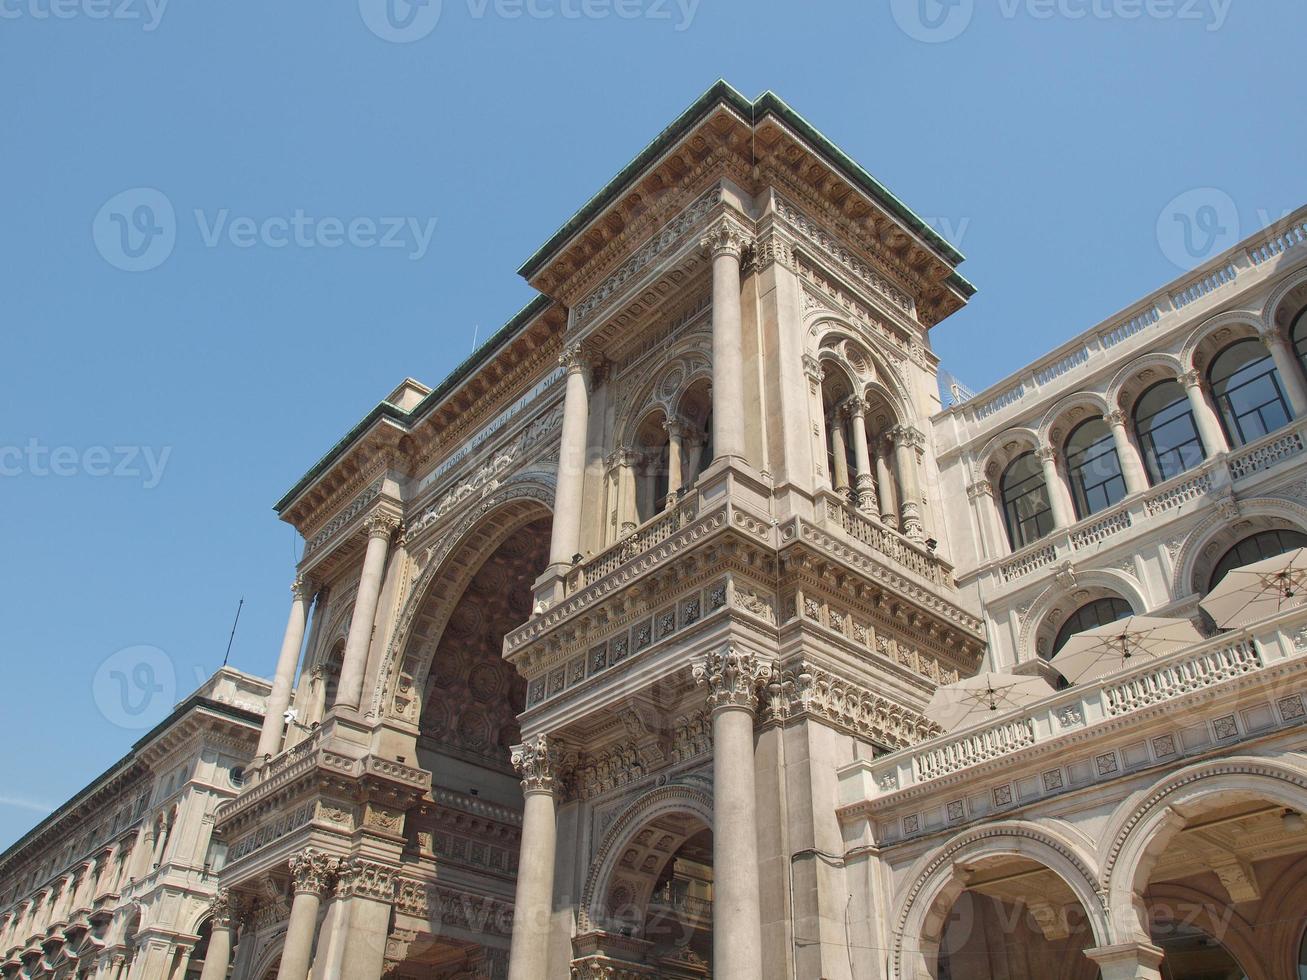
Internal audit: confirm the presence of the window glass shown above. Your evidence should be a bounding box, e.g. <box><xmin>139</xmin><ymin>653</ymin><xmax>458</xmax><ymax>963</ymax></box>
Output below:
<box><xmin>1134</xmin><ymin>380</ymin><xmax>1206</xmax><ymax>483</ymax></box>
<box><xmin>1001</xmin><ymin>453</ymin><xmax>1053</xmax><ymax>550</ymax></box>
<box><xmin>1209</xmin><ymin>529</ymin><xmax>1307</xmax><ymax>590</ymax></box>
<box><xmin>1051</xmin><ymin>597</ymin><xmax>1133</xmax><ymax>659</ymax></box>
<box><xmin>1209</xmin><ymin>339</ymin><xmax>1291</xmax><ymax>447</ymax></box>
<box><xmin>1064</xmin><ymin>418</ymin><xmax>1126</xmax><ymax>518</ymax></box>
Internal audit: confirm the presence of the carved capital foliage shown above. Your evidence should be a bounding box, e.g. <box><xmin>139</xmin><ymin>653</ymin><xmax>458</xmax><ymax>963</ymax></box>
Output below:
<box><xmin>698</xmin><ymin>217</ymin><xmax>752</xmax><ymax>260</ymax></box>
<box><xmin>840</xmin><ymin>396</ymin><xmax>868</xmax><ymax>421</ymax></box>
<box><xmin>801</xmin><ymin>352</ymin><xmax>823</xmax><ymax>382</ymax></box>
<box><xmin>1182</xmin><ymin>369</ymin><xmax>1202</xmax><ymax>387</ymax></box>
<box><xmin>891</xmin><ymin>424</ymin><xmax>926</xmax><ymax>450</ymax></box>
<box><xmin>1107</xmin><ymin>409</ymin><xmax>1127</xmax><ymax>427</ymax></box>
<box><xmin>337</xmin><ymin>858</ymin><xmax>398</xmax><ymax>902</ymax></box>
<box><xmin>511</xmin><ymin>733</ymin><xmax>560</xmax><ymax>794</ymax></box>
<box><xmin>559</xmin><ymin>342</ymin><xmax>588</xmax><ymax>373</ymax></box>
<box><xmin>208</xmin><ymin>888</ymin><xmax>235</xmax><ymax>927</ymax></box>
<box><xmin>289</xmin><ymin>848</ymin><xmax>338</xmax><ymax>895</ymax></box>
<box><xmin>1036</xmin><ymin>445</ymin><xmax>1059</xmax><ymax>463</ymax></box>
<box><xmin>290</xmin><ymin>577</ymin><xmax>311</xmax><ymax>601</ymax></box>
<box><xmin>692</xmin><ymin>645</ymin><xmax>772</xmax><ymax>713</ymax></box>
<box><xmin>364</xmin><ymin>511</ymin><xmax>401</xmax><ymax>541</ymax></box>
<box><xmin>967</xmin><ymin>480</ymin><xmax>994</xmax><ymax>500</ymax></box>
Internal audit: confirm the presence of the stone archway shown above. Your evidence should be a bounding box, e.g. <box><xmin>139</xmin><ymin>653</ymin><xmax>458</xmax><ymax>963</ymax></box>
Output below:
<box><xmin>891</xmin><ymin>822</ymin><xmax>1110</xmax><ymax>980</ymax></box>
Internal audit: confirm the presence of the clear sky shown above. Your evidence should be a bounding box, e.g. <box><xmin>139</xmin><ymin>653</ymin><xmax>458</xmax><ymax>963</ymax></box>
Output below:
<box><xmin>1</xmin><ymin>0</ymin><xmax>1302</xmax><ymax>848</ymax></box>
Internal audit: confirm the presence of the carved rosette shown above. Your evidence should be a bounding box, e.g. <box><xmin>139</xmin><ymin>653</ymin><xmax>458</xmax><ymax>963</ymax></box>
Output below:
<box><xmin>699</xmin><ymin>217</ymin><xmax>752</xmax><ymax>261</ymax></box>
<box><xmin>337</xmin><ymin>858</ymin><xmax>398</xmax><ymax>903</ymax></box>
<box><xmin>288</xmin><ymin>848</ymin><xmax>339</xmax><ymax>896</ymax></box>
<box><xmin>364</xmin><ymin>511</ymin><xmax>401</xmax><ymax>541</ymax></box>
<box><xmin>511</xmin><ymin>733</ymin><xmax>560</xmax><ymax>795</ymax></box>
<box><xmin>692</xmin><ymin>646</ymin><xmax>772</xmax><ymax>714</ymax></box>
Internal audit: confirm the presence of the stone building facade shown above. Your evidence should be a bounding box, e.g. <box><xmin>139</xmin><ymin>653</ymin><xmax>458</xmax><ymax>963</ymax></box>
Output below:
<box><xmin>7</xmin><ymin>82</ymin><xmax>1307</xmax><ymax>979</ymax></box>
<box><xmin>0</xmin><ymin>669</ymin><xmax>270</xmax><ymax>980</ymax></box>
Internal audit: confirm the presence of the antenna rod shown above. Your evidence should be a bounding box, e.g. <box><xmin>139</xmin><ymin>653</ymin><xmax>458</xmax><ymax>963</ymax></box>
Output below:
<box><xmin>223</xmin><ymin>598</ymin><xmax>244</xmax><ymax>666</ymax></box>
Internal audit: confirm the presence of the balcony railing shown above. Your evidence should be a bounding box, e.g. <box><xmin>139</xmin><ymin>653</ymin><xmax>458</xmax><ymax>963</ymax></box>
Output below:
<box><xmin>841</xmin><ymin>606</ymin><xmax>1305</xmax><ymax>805</ymax></box>
<box><xmin>823</xmin><ymin>494</ymin><xmax>954</xmax><ymax>588</ymax></box>
<box><xmin>990</xmin><ymin>418</ymin><xmax>1307</xmax><ymax>585</ymax></box>
<box><xmin>577</xmin><ymin>491</ymin><xmax>700</xmax><ymax>589</ymax></box>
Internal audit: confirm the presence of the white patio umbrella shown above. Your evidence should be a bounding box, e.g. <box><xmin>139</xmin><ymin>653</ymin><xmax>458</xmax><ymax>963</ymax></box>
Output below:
<box><xmin>1050</xmin><ymin>615</ymin><xmax>1203</xmax><ymax>684</ymax></box>
<box><xmin>924</xmin><ymin>672</ymin><xmax>1053</xmax><ymax>732</ymax></box>
<box><xmin>1201</xmin><ymin>547</ymin><xmax>1307</xmax><ymax>629</ymax></box>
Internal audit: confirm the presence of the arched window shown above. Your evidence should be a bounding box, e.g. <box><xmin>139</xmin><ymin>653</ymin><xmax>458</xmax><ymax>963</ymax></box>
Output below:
<box><xmin>1208</xmin><ymin>338</ymin><xmax>1291</xmax><ymax>447</ymax></box>
<box><xmin>1134</xmin><ymin>379</ymin><xmax>1206</xmax><ymax>484</ymax></box>
<box><xmin>1064</xmin><ymin>418</ymin><xmax>1126</xmax><ymax>519</ymax></box>
<box><xmin>1297</xmin><ymin>919</ymin><xmax>1307</xmax><ymax>979</ymax></box>
<box><xmin>1208</xmin><ymin>528</ymin><xmax>1307</xmax><ymax>591</ymax></box>
<box><xmin>1293</xmin><ymin>308</ymin><xmax>1307</xmax><ymax>378</ymax></box>
<box><xmin>1050</xmin><ymin>596</ymin><xmax>1133</xmax><ymax>659</ymax></box>
<box><xmin>1000</xmin><ymin>453</ymin><xmax>1053</xmax><ymax>550</ymax></box>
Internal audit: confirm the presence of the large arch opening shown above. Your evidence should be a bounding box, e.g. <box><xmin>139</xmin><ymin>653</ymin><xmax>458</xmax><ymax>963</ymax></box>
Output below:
<box><xmin>933</xmin><ymin>854</ymin><xmax>1101</xmax><ymax>980</ymax></box>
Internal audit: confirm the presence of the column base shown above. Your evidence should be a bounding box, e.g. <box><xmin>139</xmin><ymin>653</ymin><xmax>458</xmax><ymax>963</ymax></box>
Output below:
<box><xmin>1083</xmin><ymin>941</ymin><xmax>1165</xmax><ymax>980</ymax></box>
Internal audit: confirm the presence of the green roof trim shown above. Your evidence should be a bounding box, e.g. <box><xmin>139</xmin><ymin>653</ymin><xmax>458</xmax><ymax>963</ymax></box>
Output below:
<box><xmin>274</xmin><ymin>293</ymin><xmax>554</xmax><ymax>515</ymax></box>
<box><xmin>518</xmin><ymin>80</ymin><xmax>973</xmax><ymax>288</ymax></box>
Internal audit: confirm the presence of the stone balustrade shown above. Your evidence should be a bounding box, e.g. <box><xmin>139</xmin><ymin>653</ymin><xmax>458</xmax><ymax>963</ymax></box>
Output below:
<box><xmin>838</xmin><ymin>604</ymin><xmax>1307</xmax><ymax>809</ymax></box>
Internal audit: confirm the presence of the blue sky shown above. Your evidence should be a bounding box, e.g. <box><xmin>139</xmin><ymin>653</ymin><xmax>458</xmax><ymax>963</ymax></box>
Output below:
<box><xmin>1</xmin><ymin>0</ymin><xmax>1302</xmax><ymax>847</ymax></box>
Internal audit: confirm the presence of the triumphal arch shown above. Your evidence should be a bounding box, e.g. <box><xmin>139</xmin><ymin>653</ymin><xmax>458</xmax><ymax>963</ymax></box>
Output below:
<box><xmin>205</xmin><ymin>81</ymin><xmax>982</xmax><ymax>980</ymax></box>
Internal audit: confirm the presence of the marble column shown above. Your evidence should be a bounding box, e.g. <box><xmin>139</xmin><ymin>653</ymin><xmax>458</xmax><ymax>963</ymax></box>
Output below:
<box><xmin>664</xmin><ymin>418</ymin><xmax>685</xmax><ymax>509</ymax></box>
<box><xmin>279</xmin><ymin>849</ymin><xmax>337</xmax><ymax>980</ymax></box>
<box><xmin>616</xmin><ymin>449</ymin><xmax>638</xmax><ymax>538</ymax></box>
<box><xmin>1083</xmin><ymin>942</ymin><xmax>1165</xmax><ymax>980</ymax></box>
<box><xmin>891</xmin><ymin>427</ymin><xmax>926</xmax><ymax>540</ymax></box>
<box><xmin>256</xmin><ymin>578</ymin><xmax>313</xmax><ymax>761</ymax></box>
<box><xmin>828</xmin><ymin>412</ymin><xmax>850</xmax><ymax>497</ymax></box>
<box><xmin>506</xmin><ymin>734</ymin><xmax>560</xmax><ymax>980</ymax></box>
<box><xmin>873</xmin><ymin>436</ymin><xmax>898</xmax><ymax>528</ymax></box>
<box><xmin>1262</xmin><ymin>330</ymin><xmax>1307</xmax><ymax>416</ymax></box>
<box><xmin>1036</xmin><ymin>446</ymin><xmax>1075</xmax><ymax>529</ymax></box>
<box><xmin>1183</xmin><ymin>370</ymin><xmax>1229</xmax><ymax>455</ymax></box>
<box><xmin>548</xmin><ymin>343</ymin><xmax>591</xmax><ymax>567</ymax></box>
<box><xmin>168</xmin><ymin>947</ymin><xmax>193</xmax><ymax>980</ymax></box>
<box><xmin>701</xmin><ymin>218</ymin><xmax>751</xmax><ymax>466</ymax></box>
<box><xmin>329</xmin><ymin>859</ymin><xmax>397</xmax><ymax>980</ymax></box>
<box><xmin>1107</xmin><ymin>411</ymin><xmax>1150</xmax><ymax>494</ymax></box>
<box><xmin>692</xmin><ymin>647</ymin><xmax>770</xmax><ymax>980</ymax></box>
<box><xmin>196</xmin><ymin>890</ymin><xmax>233</xmax><ymax>980</ymax></box>
<box><xmin>845</xmin><ymin>399</ymin><xmax>880</xmax><ymax>514</ymax></box>
<box><xmin>335</xmin><ymin>512</ymin><xmax>397</xmax><ymax>711</ymax></box>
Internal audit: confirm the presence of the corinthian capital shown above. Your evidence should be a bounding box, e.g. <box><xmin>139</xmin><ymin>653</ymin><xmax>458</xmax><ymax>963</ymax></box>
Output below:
<box><xmin>363</xmin><ymin>511</ymin><xmax>401</xmax><ymax>540</ymax></box>
<box><xmin>692</xmin><ymin>646</ymin><xmax>772</xmax><ymax>713</ymax></box>
<box><xmin>289</xmin><ymin>848</ymin><xmax>338</xmax><ymax>896</ymax></box>
<box><xmin>511</xmin><ymin>733</ymin><xmax>560</xmax><ymax>795</ymax></box>
<box><xmin>208</xmin><ymin>888</ymin><xmax>235</xmax><ymax>927</ymax></box>
<box><xmin>559</xmin><ymin>342</ymin><xmax>587</xmax><ymax>373</ymax></box>
<box><xmin>699</xmin><ymin>217</ymin><xmax>752</xmax><ymax>260</ymax></box>
<box><xmin>335</xmin><ymin>858</ymin><xmax>397</xmax><ymax>902</ymax></box>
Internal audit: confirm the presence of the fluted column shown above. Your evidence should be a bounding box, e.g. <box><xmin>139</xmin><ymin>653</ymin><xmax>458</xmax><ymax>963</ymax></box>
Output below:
<box><xmin>507</xmin><ymin>734</ymin><xmax>560</xmax><ymax>980</ymax></box>
<box><xmin>1183</xmin><ymin>370</ymin><xmax>1229</xmax><ymax>454</ymax></box>
<box><xmin>664</xmin><ymin>418</ymin><xmax>686</xmax><ymax>509</ymax></box>
<box><xmin>828</xmin><ymin>412</ymin><xmax>850</xmax><ymax>497</ymax></box>
<box><xmin>548</xmin><ymin>344</ymin><xmax>591</xmax><ymax>567</ymax></box>
<box><xmin>692</xmin><ymin>647</ymin><xmax>770</xmax><ymax>980</ymax></box>
<box><xmin>279</xmin><ymin>849</ymin><xmax>337</xmax><ymax>980</ymax></box>
<box><xmin>701</xmin><ymin>218</ymin><xmax>751</xmax><ymax>466</ymax></box>
<box><xmin>891</xmin><ymin>426</ymin><xmax>926</xmax><ymax>540</ymax></box>
<box><xmin>1107</xmin><ymin>411</ymin><xmax>1149</xmax><ymax>494</ymax></box>
<box><xmin>874</xmin><ymin>436</ymin><xmax>898</xmax><ymax>528</ymax></box>
<box><xmin>197</xmin><ymin>890</ymin><xmax>233</xmax><ymax>980</ymax></box>
<box><xmin>1262</xmin><ymin>331</ymin><xmax>1307</xmax><ymax>416</ymax></box>
<box><xmin>257</xmin><ymin>578</ymin><xmax>313</xmax><ymax>760</ymax></box>
<box><xmin>845</xmin><ymin>399</ymin><xmax>880</xmax><ymax>514</ymax></box>
<box><xmin>1084</xmin><ymin>942</ymin><xmax>1165</xmax><ymax>980</ymax></box>
<box><xmin>1036</xmin><ymin>445</ymin><xmax>1074</xmax><ymax>529</ymax></box>
<box><xmin>335</xmin><ymin>512</ymin><xmax>397</xmax><ymax>711</ymax></box>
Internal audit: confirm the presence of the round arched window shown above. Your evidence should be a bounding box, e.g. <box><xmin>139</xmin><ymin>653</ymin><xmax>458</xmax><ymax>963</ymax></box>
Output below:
<box><xmin>1000</xmin><ymin>452</ymin><xmax>1053</xmax><ymax>550</ymax></box>
<box><xmin>1133</xmin><ymin>379</ymin><xmax>1205</xmax><ymax>484</ymax></box>
<box><xmin>1292</xmin><ymin>308</ymin><xmax>1307</xmax><ymax>379</ymax></box>
<box><xmin>1064</xmin><ymin>417</ymin><xmax>1126</xmax><ymax>519</ymax></box>
<box><xmin>1050</xmin><ymin>597</ymin><xmax>1133</xmax><ymax>659</ymax></box>
<box><xmin>1208</xmin><ymin>338</ymin><xmax>1292</xmax><ymax>447</ymax></box>
<box><xmin>1208</xmin><ymin>529</ymin><xmax>1307</xmax><ymax>591</ymax></box>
